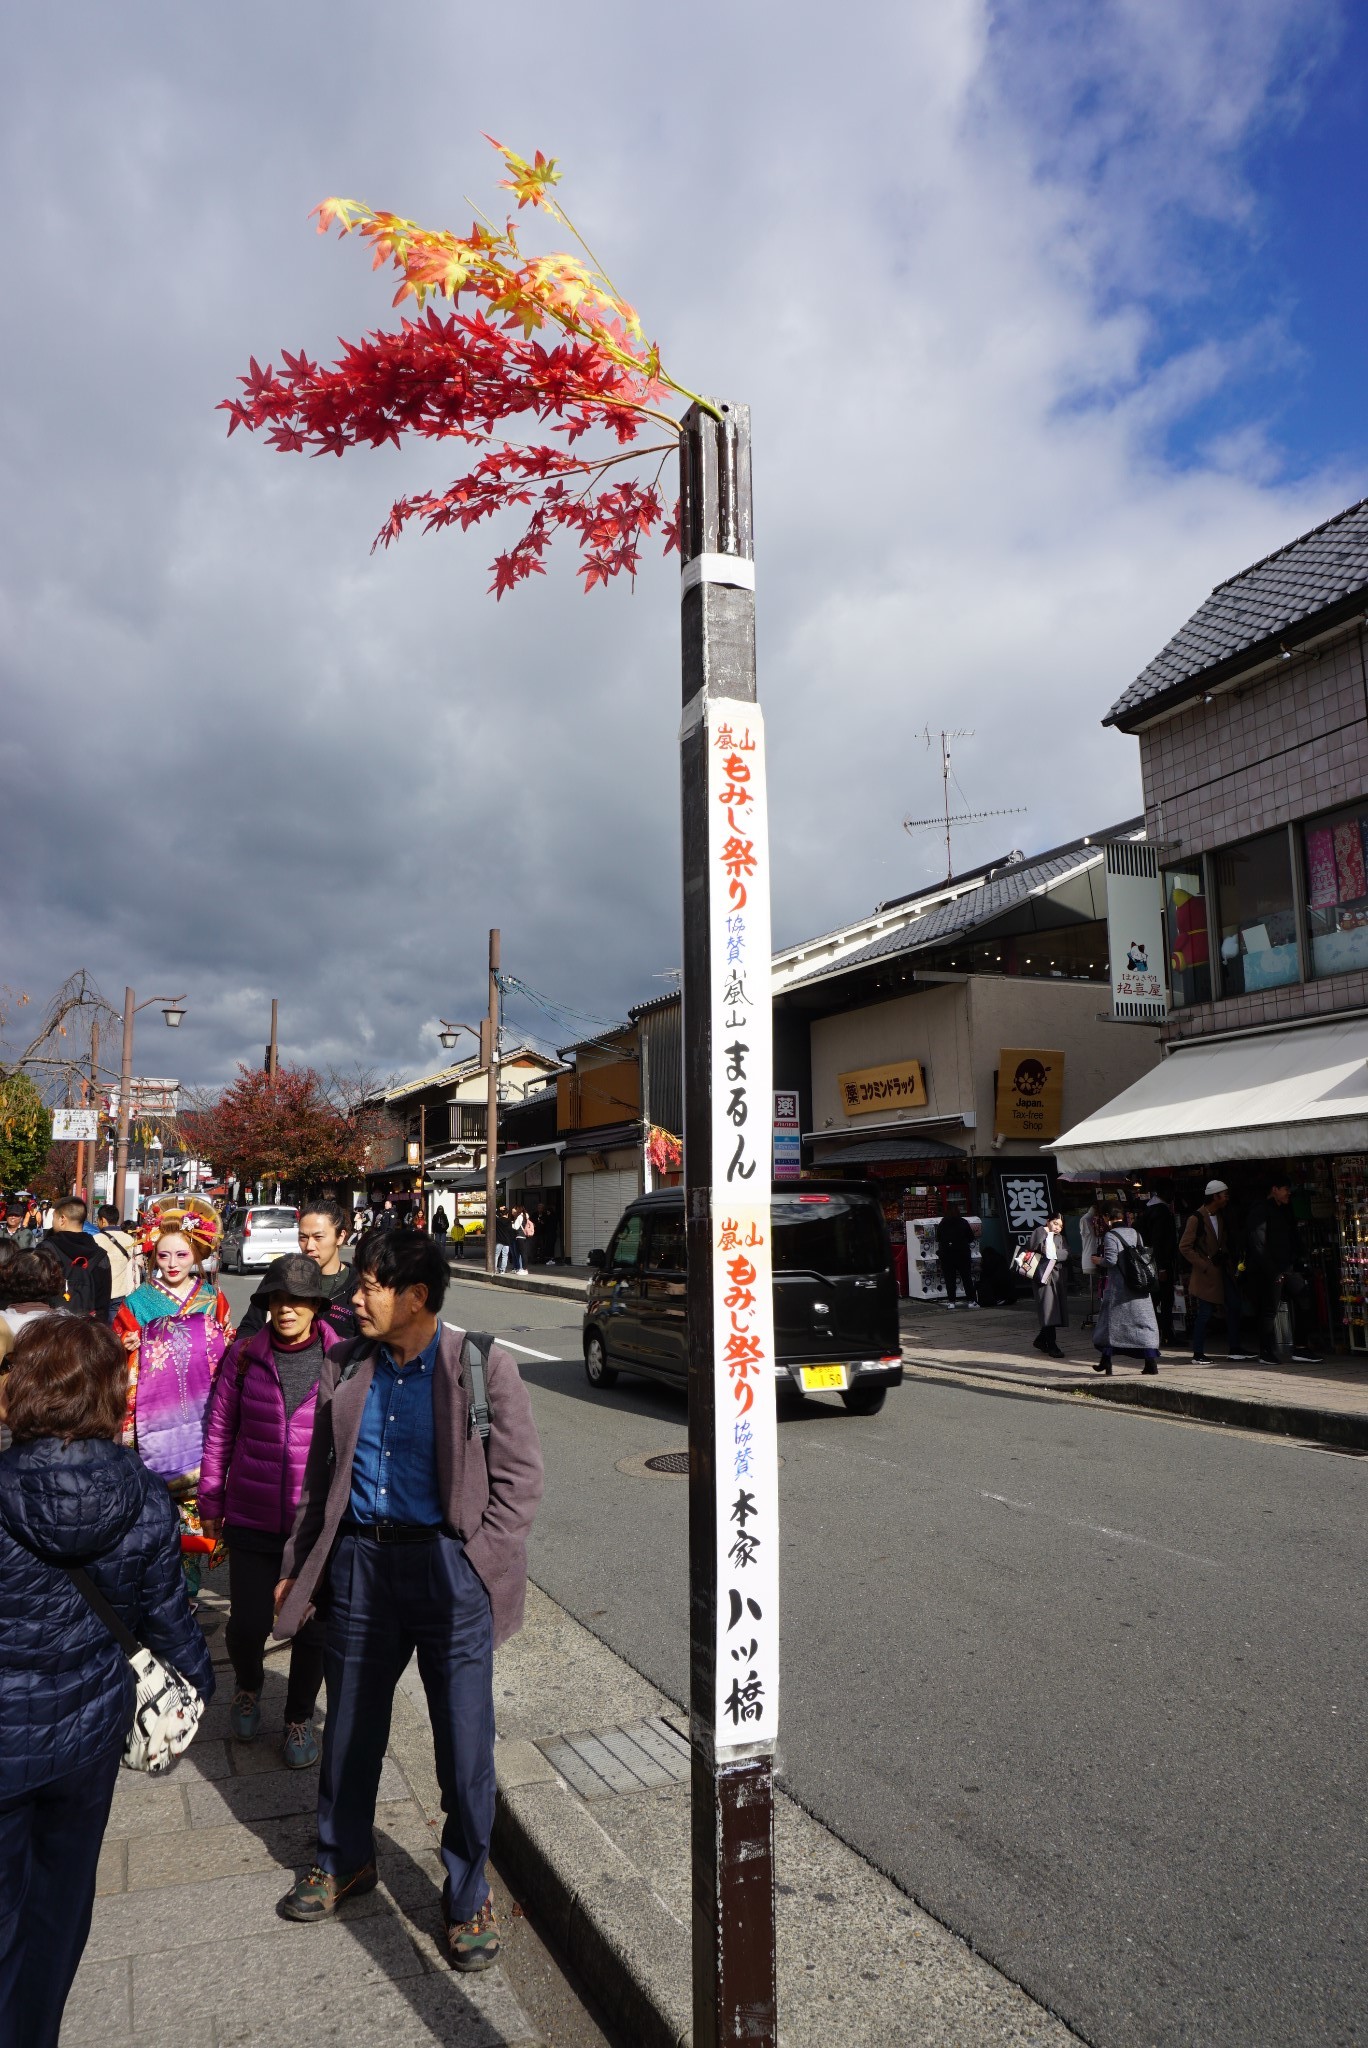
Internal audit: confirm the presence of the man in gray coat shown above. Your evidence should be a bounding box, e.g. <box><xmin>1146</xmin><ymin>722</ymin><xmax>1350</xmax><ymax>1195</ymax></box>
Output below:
<box><xmin>272</xmin><ymin>1228</ymin><xmax>543</xmax><ymax>1968</ymax></box>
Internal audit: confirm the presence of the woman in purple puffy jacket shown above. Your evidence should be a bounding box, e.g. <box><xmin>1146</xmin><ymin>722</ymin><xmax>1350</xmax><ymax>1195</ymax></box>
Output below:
<box><xmin>200</xmin><ymin>1254</ymin><xmax>346</xmax><ymax>1769</ymax></box>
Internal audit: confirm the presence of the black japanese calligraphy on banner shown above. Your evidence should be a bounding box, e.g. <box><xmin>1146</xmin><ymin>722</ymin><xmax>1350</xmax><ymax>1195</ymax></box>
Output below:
<box><xmin>706</xmin><ymin>699</ymin><xmax>779</xmax><ymax>1753</ymax></box>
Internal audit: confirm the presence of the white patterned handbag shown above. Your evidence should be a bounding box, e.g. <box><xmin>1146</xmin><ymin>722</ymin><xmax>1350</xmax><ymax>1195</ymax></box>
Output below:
<box><xmin>64</xmin><ymin>1564</ymin><xmax>205</xmax><ymax>1773</ymax></box>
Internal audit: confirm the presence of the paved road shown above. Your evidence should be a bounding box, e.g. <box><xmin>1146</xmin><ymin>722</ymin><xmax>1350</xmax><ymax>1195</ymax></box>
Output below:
<box><xmin>418</xmin><ymin>1273</ymin><xmax>1366</xmax><ymax>2048</ymax></box>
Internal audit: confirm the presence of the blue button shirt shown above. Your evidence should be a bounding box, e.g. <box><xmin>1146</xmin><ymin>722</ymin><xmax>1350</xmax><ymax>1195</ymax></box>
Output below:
<box><xmin>349</xmin><ymin>1325</ymin><xmax>443</xmax><ymax>1526</ymax></box>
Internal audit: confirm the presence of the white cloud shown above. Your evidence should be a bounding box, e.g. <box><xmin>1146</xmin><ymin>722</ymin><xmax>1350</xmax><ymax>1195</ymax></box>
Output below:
<box><xmin>0</xmin><ymin>0</ymin><xmax>1354</xmax><ymax>1084</ymax></box>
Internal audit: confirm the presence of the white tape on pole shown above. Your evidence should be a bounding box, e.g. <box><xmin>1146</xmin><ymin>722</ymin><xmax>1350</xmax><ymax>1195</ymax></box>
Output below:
<box><xmin>681</xmin><ymin>552</ymin><xmax>756</xmax><ymax>596</ymax></box>
<box><xmin>704</xmin><ymin>696</ymin><xmax>779</xmax><ymax>1755</ymax></box>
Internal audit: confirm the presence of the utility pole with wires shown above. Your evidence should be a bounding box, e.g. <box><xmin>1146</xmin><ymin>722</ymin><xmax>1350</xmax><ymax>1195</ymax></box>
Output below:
<box><xmin>903</xmin><ymin>728</ymin><xmax>1026</xmax><ymax>882</ymax></box>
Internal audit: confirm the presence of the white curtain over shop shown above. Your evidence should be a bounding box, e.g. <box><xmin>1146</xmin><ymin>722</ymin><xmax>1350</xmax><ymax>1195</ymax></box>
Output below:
<box><xmin>1053</xmin><ymin>1017</ymin><xmax>1368</xmax><ymax>1173</ymax></box>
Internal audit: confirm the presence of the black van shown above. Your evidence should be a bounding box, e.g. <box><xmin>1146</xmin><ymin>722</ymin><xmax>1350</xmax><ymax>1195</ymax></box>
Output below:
<box><xmin>582</xmin><ymin>1180</ymin><xmax>904</xmax><ymax>1415</ymax></box>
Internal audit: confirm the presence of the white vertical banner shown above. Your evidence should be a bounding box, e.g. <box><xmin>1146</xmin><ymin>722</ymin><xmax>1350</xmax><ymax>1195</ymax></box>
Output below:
<box><xmin>1105</xmin><ymin>841</ymin><xmax>1169</xmax><ymax>1020</ymax></box>
<box><xmin>705</xmin><ymin>698</ymin><xmax>779</xmax><ymax>1754</ymax></box>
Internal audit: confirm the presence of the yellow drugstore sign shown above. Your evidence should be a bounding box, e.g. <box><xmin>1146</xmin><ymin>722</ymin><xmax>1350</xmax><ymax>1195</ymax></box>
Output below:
<box><xmin>996</xmin><ymin>1049</ymin><xmax>1065</xmax><ymax>1141</ymax></box>
<box><xmin>838</xmin><ymin>1060</ymin><xmax>928</xmax><ymax>1115</ymax></box>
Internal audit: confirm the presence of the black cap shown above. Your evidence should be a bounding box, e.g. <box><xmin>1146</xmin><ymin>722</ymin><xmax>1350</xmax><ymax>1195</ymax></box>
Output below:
<box><xmin>258</xmin><ymin>1253</ymin><xmax>327</xmax><ymax>1303</ymax></box>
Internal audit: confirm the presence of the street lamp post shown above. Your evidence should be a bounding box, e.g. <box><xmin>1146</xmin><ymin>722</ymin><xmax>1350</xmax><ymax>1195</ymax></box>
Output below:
<box><xmin>114</xmin><ymin>990</ymin><xmax>186</xmax><ymax>1218</ymax></box>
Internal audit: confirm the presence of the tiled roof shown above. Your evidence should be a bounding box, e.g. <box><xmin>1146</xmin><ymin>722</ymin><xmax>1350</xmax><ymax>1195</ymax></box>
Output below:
<box><xmin>1107</xmin><ymin>497</ymin><xmax>1368</xmax><ymax>729</ymax></box>
<box><xmin>786</xmin><ymin>844</ymin><xmax>1104</xmax><ymax>990</ymax></box>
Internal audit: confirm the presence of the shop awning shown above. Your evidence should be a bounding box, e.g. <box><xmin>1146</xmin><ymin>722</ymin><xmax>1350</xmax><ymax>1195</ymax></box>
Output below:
<box><xmin>1053</xmin><ymin>1017</ymin><xmax>1368</xmax><ymax>1173</ymax></box>
<box><xmin>435</xmin><ymin>1144</ymin><xmax>563</xmax><ymax>1190</ymax></box>
<box><xmin>810</xmin><ymin>1135</ymin><xmax>966</xmax><ymax>1164</ymax></box>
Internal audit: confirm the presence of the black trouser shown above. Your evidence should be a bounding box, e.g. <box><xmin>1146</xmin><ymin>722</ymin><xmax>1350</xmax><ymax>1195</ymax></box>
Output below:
<box><xmin>942</xmin><ymin>1253</ymin><xmax>974</xmax><ymax>1303</ymax></box>
<box><xmin>225</xmin><ymin>1537</ymin><xmax>326</xmax><ymax>1725</ymax></box>
<box><xmin>0</xmin><ymin>1744</ymin><xmax>121</xmax><ymax>2048</ymax></box>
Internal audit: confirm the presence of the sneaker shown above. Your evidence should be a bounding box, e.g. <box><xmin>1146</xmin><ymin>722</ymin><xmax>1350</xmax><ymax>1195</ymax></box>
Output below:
<box><xmin>229</xmin><ymin>1689</ymin><xmax>261</xmax><ymax>1742</ymax></box>
<box><xmin>446</xmin><ymin>1895</ymin><xmax>501</xmax><ymax>1972</ymax></box>
<box><xmin>1225</xmin><ymin>1352</ymin><xmax>1254</xmax><ymax>1363</ymax></box>
<box><xmin>943</xmin><ymin>1302</ymin><xmax>958</xmax><ymax>1311</ymax></box>
<box><xmin>1292</xmin><ymin>1349</ymin><xmax>1323</xmax><ymax>1364</ymax></box>
<box><xmin>963</xmin><ymin>1300</ymin><xmax>980</xmax><ymax>1310</ymax></box>
<box><xmin>282</xmin><ymin>1721</ymin><xmax>321</xmax><ymax>1770</ymax></box>
<box><xmin>279</xmin><ymin>1862</ymin><xmax>378</xmax><ymax>1923</ymax></box>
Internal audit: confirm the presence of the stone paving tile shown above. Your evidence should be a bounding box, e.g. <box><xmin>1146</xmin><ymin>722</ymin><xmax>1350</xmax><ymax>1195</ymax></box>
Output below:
<box><xmin>130</xmin><ymin>1914</ymin><xmax>430</xmax><ymax>2031</ymax></box>
<box><xmin>58</xmin><ymin>1957</ymin><xmax>130</xmax><ymax>2042</ymax></box>
<box><xmin>81</xmin><ymin>1867</ymin><xmax>389</xmax><ymax>1966</ymax></box>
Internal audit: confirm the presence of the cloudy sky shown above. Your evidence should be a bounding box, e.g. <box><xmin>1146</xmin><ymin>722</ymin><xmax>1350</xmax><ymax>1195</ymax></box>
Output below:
<box><xmin>4</xmin><ymin>0</ymin><xmax>1365</xmax><ymax>1092</ymax></box>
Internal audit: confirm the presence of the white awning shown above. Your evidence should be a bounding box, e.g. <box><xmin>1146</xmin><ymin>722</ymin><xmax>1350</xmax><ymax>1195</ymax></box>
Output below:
<box><xmin>1053</xmin><ymin>1017</ymin><xmax>1368</xmax><ymax>1173</ymax></box>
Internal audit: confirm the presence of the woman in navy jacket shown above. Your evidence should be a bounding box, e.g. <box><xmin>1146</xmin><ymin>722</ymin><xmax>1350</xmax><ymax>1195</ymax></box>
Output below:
<box><xmin>0</xmin><ymin>1316</ymin><xmax>213</xmax><ymax>2048</ymax></box>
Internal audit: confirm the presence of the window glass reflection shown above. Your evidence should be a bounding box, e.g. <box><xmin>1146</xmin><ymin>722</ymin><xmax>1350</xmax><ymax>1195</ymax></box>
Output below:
<box><xmin>1213</xmin><ymin>832</ymin><xmax>1299</xmax><ymax>995</ymax></box>
<box><xmin>1162</xmin><ymin>867</ymin><xmax>1211</xmax><ymax>1007</ymax></box>
<box><xmin>1304</xmin><ymin>804</ymin><xmax>1368</xmax><ymax>979</ymax></box>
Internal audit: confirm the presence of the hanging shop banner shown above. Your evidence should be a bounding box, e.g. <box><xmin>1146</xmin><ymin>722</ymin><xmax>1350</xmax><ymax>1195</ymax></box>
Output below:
<box><xmin>52</xmin><ymin>1109</ymin><xmax>99</xmax><ymax>1142</ymax></box>
<box><xmin>995</xmin><ymin>1049</ymin><xmax>1066</xmax><ymax>1142</ymax></box>
<box><xmin>773</xmin><ymin>1089</ymin><xmax>801</xmax><ymax>1181</ymax></box>
<box><xmin>707</xmin><ymin>698</ymin><xmax>779</xmax><ymax>1756</ymax></box>
<box><xmin>837</xmin><ymin>1059</ymin><xmax>927</xmax><ymax>1115</ymax></box>
<box><xmin>1105</xmin><ymin>842</ymin><xmax>1168</xmax><ymax>1021</ymax></box>
<box><xmin>996</xmin><ymin>1166</ymin><xmax>1058</xmax><ymax>1248</ymax></box>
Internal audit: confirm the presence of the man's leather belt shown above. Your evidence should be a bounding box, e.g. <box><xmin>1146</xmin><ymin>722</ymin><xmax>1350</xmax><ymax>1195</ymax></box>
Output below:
<box><xmin>342</xmin><ymin>1519</ymin><xmax>443</xmax><ymax>1544</ymax></box>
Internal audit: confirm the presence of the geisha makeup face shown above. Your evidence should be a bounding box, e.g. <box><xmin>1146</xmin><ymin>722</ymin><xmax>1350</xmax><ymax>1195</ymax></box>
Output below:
<box><xmin>155</xmin><ymin>1234</ymin><xmax>195</xmax><ymax>1286</ymax></box>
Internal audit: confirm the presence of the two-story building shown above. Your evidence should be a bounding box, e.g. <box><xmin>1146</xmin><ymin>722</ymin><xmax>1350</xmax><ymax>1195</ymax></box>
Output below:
<box><xmin>371</xmin><ymin>1045</ymin><xmax>562</xmax><ymax>1225</ymax></box>
<box><xmin>1055</xmin><ymin>497</ymin><xmax>1368</xmax><ymax>1348</ymax></box>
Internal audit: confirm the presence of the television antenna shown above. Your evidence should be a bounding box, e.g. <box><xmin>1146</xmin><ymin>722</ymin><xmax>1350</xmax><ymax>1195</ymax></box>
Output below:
<box><xmin>902</xmin><ymin>729</ymin><xmax>1025</xmax><ymax>881</ymax></box>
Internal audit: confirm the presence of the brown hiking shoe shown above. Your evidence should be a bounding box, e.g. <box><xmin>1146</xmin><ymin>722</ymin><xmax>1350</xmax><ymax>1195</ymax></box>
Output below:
<box><xmin>446</xmin><ymin>1894</ymin><xmax>501</xmax><ymax>1971</ymax></box>
<box><xmin>279</xmin><ymin>1861</ymin><xmax>378</xmax><ymax>1922</ymax></box>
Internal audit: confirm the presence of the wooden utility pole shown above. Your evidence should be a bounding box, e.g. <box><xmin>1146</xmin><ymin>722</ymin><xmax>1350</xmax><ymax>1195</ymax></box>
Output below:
<box><xmin>114</xmin><ymin>986</ymin><xmax>135</xmax><ymax>1220</ymax></box>
<box><xmin>418</xmin><ymin>1101</ymin><xmax>427</xmax><ymax>1225</ymax></box>
<box><xmin>679</xmin><ymin>402</ymin><xmax>778</xmax><ymax>2047</ymax></box>
<box><xmin>484</xmin><ymin>928</ymin><xmax>500</xmax><ymax>1275</ymax></box>
<box><xmin>88</xmin><ymin>1017</ymin><xmax>99</xmax><ymax>1204</ymax></box>
<box><xmin>269</xmin><ymin>999</ymin><xmax>279</xmax><ymax>1085</ymax></box>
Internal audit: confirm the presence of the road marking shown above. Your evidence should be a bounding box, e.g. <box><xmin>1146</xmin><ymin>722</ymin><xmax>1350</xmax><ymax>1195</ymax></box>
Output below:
<box><xmin>979</xmin><ymin>1491</ymin><xmax>1223</xmax><ymax>1567</ymax></box>
<box><xmin>498</xmin><ymin>1339</ymin><xmax>565</xmax><ymax>1361</ymax></box>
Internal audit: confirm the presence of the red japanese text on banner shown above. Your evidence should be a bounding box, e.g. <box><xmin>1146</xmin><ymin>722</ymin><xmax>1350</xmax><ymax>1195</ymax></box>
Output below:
<box><xmin>706</xmin><ymin>698</ymin><xmax>779</xmax><ymax>1754</ymax></box>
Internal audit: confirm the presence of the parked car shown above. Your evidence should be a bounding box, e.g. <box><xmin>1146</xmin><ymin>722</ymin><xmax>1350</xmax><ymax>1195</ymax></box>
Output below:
<box><xmin>583</xmin><ymin>1181</ymin><xmax>904</xmax><ymax>1415</ymax></box>
<box><xmin>221</xmin><ymin>1204</ymin><xmax>300</xmax><ymax>1274</ymax></box>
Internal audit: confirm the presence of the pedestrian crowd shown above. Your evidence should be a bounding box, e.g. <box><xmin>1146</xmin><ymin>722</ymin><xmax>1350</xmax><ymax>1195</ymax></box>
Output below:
<box><xmin>1014</xmin><ymin>1175</ymin><xmax>1322</xmax><ymax>1375</ymax></box>
<box><xmin>0</xmin><ymin>1183</ymin><xmax>544</xmax><ymax>2044</ymax></box>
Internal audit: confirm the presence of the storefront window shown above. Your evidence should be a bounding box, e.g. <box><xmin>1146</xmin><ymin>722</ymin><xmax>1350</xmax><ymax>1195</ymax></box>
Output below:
<box><xmin>1304</xmin><ymin>802</ymin><xmax>1368</xmax><ymax>980</ymax></box>
<box><xmin>1213</xmin><ymin>832</ymin><xmax>1300</xmax><ymax>996</ymax></box>
<box><xmin>1162</xmin><ymin>867</ymin><xmax>1211</xmax><ymax>1008</ymax></box>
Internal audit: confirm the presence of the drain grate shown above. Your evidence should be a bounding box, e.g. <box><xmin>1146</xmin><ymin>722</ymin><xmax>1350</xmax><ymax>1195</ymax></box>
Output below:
<box><xmin>645</xmin><ymin>1450</ymin><xmax>690</xmax><ymax>1475</ymax></box>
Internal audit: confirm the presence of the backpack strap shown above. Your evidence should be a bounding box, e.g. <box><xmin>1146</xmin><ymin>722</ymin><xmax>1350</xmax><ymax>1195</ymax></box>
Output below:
<box><xmin>460</xmin><ymin>1330</ymin><xmax>494</xmax><ymax>1446</ymax></box>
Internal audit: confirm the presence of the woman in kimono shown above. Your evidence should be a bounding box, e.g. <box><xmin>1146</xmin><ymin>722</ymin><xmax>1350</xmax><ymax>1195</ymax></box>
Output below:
<box><xmin>114</xmin><ymin>1199</ymin><xmax>233</xmax><ymax>1591</ymax></box>
<box><xmin>1028</xmin><ymin>1213</ymin><xmax>1069</xmax><ymax>1358</ymax></box>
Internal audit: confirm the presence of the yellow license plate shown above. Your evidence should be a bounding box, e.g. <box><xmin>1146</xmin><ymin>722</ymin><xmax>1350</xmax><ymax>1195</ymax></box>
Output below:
<box><xmin>800</xmin><ymin>1364</ymin><xmax>848</xmax><ymax>1391</ymax></box>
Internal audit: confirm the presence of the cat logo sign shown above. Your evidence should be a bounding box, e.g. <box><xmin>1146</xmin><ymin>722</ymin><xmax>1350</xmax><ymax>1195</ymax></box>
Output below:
<box><xmin>995</xmin><ymin>1050</ymin><xmax>1065</xmax><ymax>1142</ymax></box>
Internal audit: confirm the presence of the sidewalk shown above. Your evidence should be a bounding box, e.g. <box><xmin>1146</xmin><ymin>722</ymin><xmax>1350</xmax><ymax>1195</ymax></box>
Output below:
<box><xmin>900</xmin><ymin>1297</ymin><xmax>1368</xmax><ymax>1449</ymax></box>
<box><xmin>66</xmin><ymin>1586</ymin><xmax>545</xmax><ymax>2048</ymax></box>
<box><xmin>481</xmin><ymin>1583</ymin><xmax>1078</xmax><ymax>2048</ymax></box>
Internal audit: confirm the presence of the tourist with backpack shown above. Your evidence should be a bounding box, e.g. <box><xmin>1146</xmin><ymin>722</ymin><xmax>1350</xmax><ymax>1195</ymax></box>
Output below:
<box><xmin>93</xmin><ymin>1203</ymin><xmax>141</xmax><ymax>1316</ymax></box>
<box><xmin>200</xmin><ymin>1254</ymin><xmax>343</xmax><ymax>1771</ymax></box>
<box><xmin>1091</xmin><ymin>1200</ymin><xmax>1161</xmax><ymax>1377</ymax></box>
<box><xmin>41</xmin><ymin>1197</ymin><xmax>111</xmax><ymax>1322</ymax></box>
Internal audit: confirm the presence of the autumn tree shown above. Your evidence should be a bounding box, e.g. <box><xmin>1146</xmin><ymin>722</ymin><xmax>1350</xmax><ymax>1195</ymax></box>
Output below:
<box><xmin>184</xmin><ymin>1063</ymin><xmax>384</xmax><ymax>1192</ymax></box>
<box><xmin>0</xmin><ymin>1072</ymin><xmax>53</xmax><ymax>1190</ymax></box>
<box><xmin>222</xmin><ymin>138</ymin><xmax>715</xmax><ymax>593</ymax></box>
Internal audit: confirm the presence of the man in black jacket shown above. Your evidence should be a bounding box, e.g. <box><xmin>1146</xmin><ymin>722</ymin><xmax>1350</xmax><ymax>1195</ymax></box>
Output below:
<box><xmin>1245</xmin><ymin>1178</ymin><xmax>1319</xmax><ymax>1363</ymax></box>
<box><xmin>41</xmin><ymin>1197</ymin><xmax>111</xmax><ymax>1321</ymax></box>
<box><xmin>936</xmin><ymin>1203</ymin><xmax>977</xmax><ymax>1309</ymax></box>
